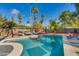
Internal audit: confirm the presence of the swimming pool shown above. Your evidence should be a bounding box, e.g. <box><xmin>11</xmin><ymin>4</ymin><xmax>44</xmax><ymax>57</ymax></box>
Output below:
<box><xmin>11</xmin><ymin>35</ymin><xmax>64</xmax><ymax>56</ymax></box>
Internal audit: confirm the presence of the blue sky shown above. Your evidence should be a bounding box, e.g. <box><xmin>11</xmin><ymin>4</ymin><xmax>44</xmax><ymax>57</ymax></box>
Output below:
<box><xmin>0</xmin><ymin>3</ymin><xmax>76</xmax><ymax>26</ymax></box>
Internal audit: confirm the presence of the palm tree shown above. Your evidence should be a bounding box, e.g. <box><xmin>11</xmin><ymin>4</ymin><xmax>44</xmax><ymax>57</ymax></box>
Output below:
<box><xmin>12</xmin><ymin>16</ymin><xmax>15</xmax><ymax>23</ymax></box>
<box><xmin>8</xmin><ymin>17</ymin><xmax>16</xmax><ymax>37</ymax></box>
<box><xmin>31</xmin><ymin>7</ymin><xmax>38</xmax><ymax>15</ymax></box>
<box><xmin>2</xmin><ymin>17</ymin><xmax>16</xmax><ymax>37</ymax></box>
<box><xmin>1</xmin><ymin>17</ymin><xmax>9</xmax><ymax>36</ymax></box>
<box><xmin>17</xmin><ymin>13</ymin><xmax>22</xmax><ymax>25</ymax></box>
<box><xmin>0</xmin><ymin>15</ymin><xmax>3</xmax><ymax>23</ymax></box>
<box><xmin>31</xmin><ymin>7</ymin><xmax>39</xmax><ymax>32</ymax></box>
<box><xmin>40</xmin><ymin>14</ymin><xmax>44</xmax><ymax>24</ymax></box>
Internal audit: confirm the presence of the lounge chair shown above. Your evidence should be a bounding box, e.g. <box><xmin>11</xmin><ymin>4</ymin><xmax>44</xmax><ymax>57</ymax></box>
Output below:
<box><xmin>18</xmin><ymin>31</ymin><xmax>24</xmax><ymax>36</ymax></box>
<box><xmin>24</xmin><ymin>31</ymin><xmax>32</xmax><ymax>35</ymax></box>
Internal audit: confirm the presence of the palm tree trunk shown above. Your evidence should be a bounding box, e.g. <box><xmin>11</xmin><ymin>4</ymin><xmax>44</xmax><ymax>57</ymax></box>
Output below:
<box><xmin>64</xmin><ymin>22</ymin><xmax>66</xmax><ymax>33</ymax></box>
<box><xmin>1</xmin><ymin>28</ymin><xmax>4</xmax><ymax>36</ymax></box>
<box><xmin>11</xmin><ymin>28</ymin><xmax>13</xmax><ymax>37</ymax></box>
<box><xmin>7</xmin><ymin>29</ymin><xmax>9</xmax><ymax>36</ymax></box>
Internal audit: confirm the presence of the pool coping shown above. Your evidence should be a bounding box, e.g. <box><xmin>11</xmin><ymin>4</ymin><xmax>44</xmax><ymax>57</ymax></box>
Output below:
<box><xmin>0</xmin><ymin>35</ymin><xmax>38</xmax><ymax>42</ymax></box>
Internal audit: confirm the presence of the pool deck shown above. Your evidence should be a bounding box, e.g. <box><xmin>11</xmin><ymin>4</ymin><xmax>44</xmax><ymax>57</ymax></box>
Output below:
<box><xmin>64</xmin><ymin>36</ymin><xmax>79</xmax><ymax>56</ymax></box>
<box><xmin>64</xmin><ymin>44</ymin><xmax>79</xmax><ymax>56</ymax></box>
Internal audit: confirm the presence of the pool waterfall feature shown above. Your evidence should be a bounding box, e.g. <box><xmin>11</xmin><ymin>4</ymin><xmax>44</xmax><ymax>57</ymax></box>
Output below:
<box><xmin>11</xmin><ymin>34</ymin><xmax>64</xmax><ymax>56</ymax></box>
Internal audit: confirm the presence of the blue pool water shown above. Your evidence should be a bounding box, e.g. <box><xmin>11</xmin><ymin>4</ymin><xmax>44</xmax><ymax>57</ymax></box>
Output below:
<box><xmin>12</xmin><ymin>35</ymin><xmax>64</xmax><ymax>56</ymax></box>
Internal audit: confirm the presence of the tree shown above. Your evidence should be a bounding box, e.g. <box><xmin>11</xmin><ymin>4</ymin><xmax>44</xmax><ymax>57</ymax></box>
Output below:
<box><xmin>17</xmin><ymin>13</ymin><xmax>22</xmax><ymax>24</ymax></box>
<box><xmin>56</xmin><ymin>23</ymin><xmax>64</xmax><ymax>30</ymax></box>
<box><xmin>8</xmin><ymin>19</ymin><xmax>16</xmax><ymax>37</ymax></box>
<box><xmin>2</xmin><ymin>17</ymin><xmax>9</xmax><ymax>36</ymax></box>
<box><xmin>74</xmin><ymin>3</ymin><xmax>79</xmax><ymax>14</ymax></box>
<box><xmin>0</xmin><ymin>15</ymin><xmax>3</xmax><ymax>29</ymax></box>
<box><xmin>2</xmin><ymin>16</ymin><xmax>16</xmax><ymax>37</ymax></box>
<box><xmin>59</xmin><ymin>10</ymin><xmax>71</xmax><ymax>28</ymax></box>
<box><xmin>31</xmin><ymin>7</ymin><xmax>39</xmax><ymax>32</ymax></box>
<box><xmin>71</xmin><ymin>16</ymin><xmax>79</xmax><ymax>28</ymax></box>
<box><xmin>12</xmin><ymin>16</ymin><xmax>15</xmax><ymax>23</ymax></box>
<box><xmin>31</xmin><ymin>7</ymin><xmax>38</xmax><ymax>14</ymax></box>
<box><xmin>49</xmin><ymin>18</ymin><xmax>56</xmax><ymax>32</ymax></box>
<box><xmin>0</xmin><ymin>15</ymin><xmax>4</xmax><ymax>35</ymax></box>
<box><xmin>40</xmin><ymin>14</ymin><xmax>44</xmax><ymax>24</ymax></box>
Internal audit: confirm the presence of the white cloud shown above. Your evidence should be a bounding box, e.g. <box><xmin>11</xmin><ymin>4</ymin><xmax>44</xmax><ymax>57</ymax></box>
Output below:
<box><xmin>11</xmin><ymin>9</ymin><xmax>20</xmax><ymax>15</ymax></box>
